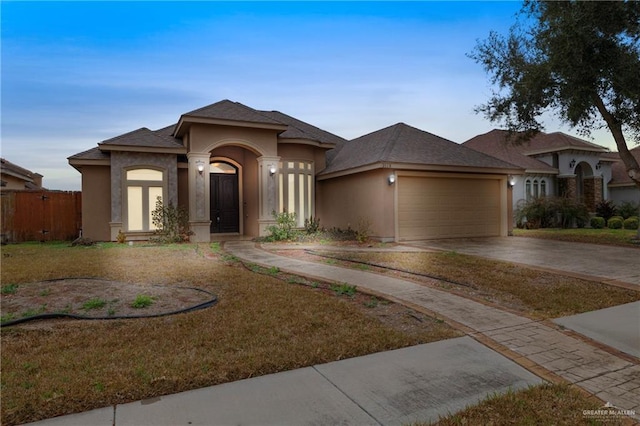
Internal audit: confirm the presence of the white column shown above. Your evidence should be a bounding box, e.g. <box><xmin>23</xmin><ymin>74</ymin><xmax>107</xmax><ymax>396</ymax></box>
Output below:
<box><xmin>187</xmin><ymin>153</ymin><xmax>211</xmax><ymax>242</ymax></box>
<box><xmin>257</xmin><ymin>156</ymin><xmax>280</xmax><ymax>236</ymax></box>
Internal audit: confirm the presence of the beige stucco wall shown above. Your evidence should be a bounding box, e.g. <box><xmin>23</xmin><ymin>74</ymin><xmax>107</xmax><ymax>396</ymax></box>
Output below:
<box><xmin>189</xmin><ymin>125</ymin><xmax>279</xmax><ymax>157</ymax></box>
<box><xmin>317</xmin><ymin>169</ymin><xmax>395</xmax><ymax>240</ymax></box>
<box><xmin>80</xmin><ymin>165</ymin><xmax>111</xmax><ymax>241</ymax></box>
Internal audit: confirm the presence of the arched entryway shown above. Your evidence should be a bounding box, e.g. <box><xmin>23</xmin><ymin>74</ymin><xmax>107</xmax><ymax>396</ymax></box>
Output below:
<box><xmin>209</xmin><ymin>161</ymin><xmax>239</xmax><ymax>233</ymax></box>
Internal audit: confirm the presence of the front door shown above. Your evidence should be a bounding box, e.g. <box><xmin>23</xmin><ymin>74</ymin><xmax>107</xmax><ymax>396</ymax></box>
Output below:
<box><xmin>210</xmin><ymin>173</ymin><xmax>239</xmax><ymax>233</ymax></box>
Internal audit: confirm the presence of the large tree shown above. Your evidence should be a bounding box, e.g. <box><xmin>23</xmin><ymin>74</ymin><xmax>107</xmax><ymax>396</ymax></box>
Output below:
<box><xmin>471</xmin><ymin>0</ymin><xmax>640</xmax><ymax>189</ymax></box>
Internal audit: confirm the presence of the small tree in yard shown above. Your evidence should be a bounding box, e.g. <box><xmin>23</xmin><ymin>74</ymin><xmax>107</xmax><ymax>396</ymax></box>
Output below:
<box><xmin>470</xmin><ymin>0</ymin><xmax>640</xmax><ymax>238</ymax></box>
<box><xmin>151</xmin><ymin>197</ymin><xmax>192</xmax><ymax>243</ymax></box>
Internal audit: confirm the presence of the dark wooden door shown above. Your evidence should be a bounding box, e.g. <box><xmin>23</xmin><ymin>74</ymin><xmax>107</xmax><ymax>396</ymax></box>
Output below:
<box><xmin>210</xmin><ymin>174</ymin><xmax>239</xmax><ymax>233</ymax></box>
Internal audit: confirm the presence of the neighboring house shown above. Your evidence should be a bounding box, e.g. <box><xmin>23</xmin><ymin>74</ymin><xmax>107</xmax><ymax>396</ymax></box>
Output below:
<box><xmin>69</xmin><ymin>100</ymin><xmax>521</xmax><ymax>242</ymax></box>
<box><xmin>1</xmin><ymin>158</ymin><xmax>44</xmax><ymax>190</ymax></box>
<box><xmin>605</xmin><ymin>146</ymin><xmax>640</xmax><ymax>204</ymax></box>
<box><xmin>463</xmin><ymin>130</ymin><xmax>622</xmax><ymax>212</ymax></box>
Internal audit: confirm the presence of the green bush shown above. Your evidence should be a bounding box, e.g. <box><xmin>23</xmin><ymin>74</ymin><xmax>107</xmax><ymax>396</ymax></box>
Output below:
<box><xmin>515</xmin><ymin>197</ymin><xmax>589</xmax><ymax>229</ymax></box>
<box><xmin>590</xmin><ymin>216</ymin><xmax>605</xmax><ymax>229</ymax></box>
<box><xmin>304</xmin><ymin>215</ymin><xmax>321</xmax><ymax>234</ymax></box>
<box><xmin>623</xmin><ymin>216</ymin><xmax>639</xmax><ymax>230</ymax></box>
<box><xmin>617</xmin><ymin>201</ymin><xmax>640</xmax><ymax>219</ymax></box>
<box><xmin>266</xmin><ymin>211</ymin><xmax>299</xmax><ymax>241</ymax></box>
<box><xmin>607</xmin><ymin>217</ymin><xmax>623</xmax><ymax>229</ymax></box>
<box><xmin>151</xmin><ymin>197</ymin><xmax>192</xmax><ymax>243</ymax></box>
<box><xmin>595</xmin><ymin>200</ymin><xmax>618</xmax><ymax>222</ymax></box>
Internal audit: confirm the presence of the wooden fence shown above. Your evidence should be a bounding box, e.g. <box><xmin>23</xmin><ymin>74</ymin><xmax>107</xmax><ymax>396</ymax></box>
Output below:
<box><xmin>1</xmin><ymin>190</ymin><xmax>82</xmax><ymax>243</ymax></box>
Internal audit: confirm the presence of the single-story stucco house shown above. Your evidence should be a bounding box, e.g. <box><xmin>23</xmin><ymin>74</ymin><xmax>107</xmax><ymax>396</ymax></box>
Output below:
<box><xmin>463</xmin><ymin>129</ymin><xmax>640</xmax><ymax>211</ymax></box>
<box><xmin>69</xmin><ymin>100</ymin><xmax>522</xmax><ymax>243</ymax></box>
<box><xmin>1</xmin><ymin>158</ymin><xmax>44</xmax><ymax>190</ymax></box>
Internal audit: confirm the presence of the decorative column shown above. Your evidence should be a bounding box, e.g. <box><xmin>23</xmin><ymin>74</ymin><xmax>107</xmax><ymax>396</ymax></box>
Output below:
<box><xmin>187</xmin><ymin>152</ymin><xmax>211</xmax><ymax>242</ymax></box>
<box><xmin>257</xmin><ymin>156</ymin><xmax>280</xmax><ymax>236</ymax></box>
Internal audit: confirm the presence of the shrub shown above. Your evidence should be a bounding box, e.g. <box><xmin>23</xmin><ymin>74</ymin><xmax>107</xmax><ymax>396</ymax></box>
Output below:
<box><xmin>515</xmin><ymin>197</ymin><xmax>588</xmax><ymax>229</ymax></box>
<box><xmin>617</xmin><ymin>201</ymin><xmax>640</xmax><ymax>219</ymax></box>
<box><xmin>607</xmin><ymin>217</ymin><xmax>623</xmax><ymax>229</ymax></box>
<box><xmin>304</xmin><ymin>215</ymin><xmax>321</xmax><ymax>234</ymax></box>
<box><xmin>151</xmin><ymin>198</ymin><xmax>192</xmax><ymax>243</ymax></box>
<box><xmin>355</xmin><ymin>217</ymin><xmax>372</xmax><ymax>243</ymax></box>
<box><xmin>624</xmin><ymin>216</ymin><xmax>639</xmax><ymax>230</ymax></box>
<box><xmin>590</xmin><ymin>216</ymin><xmax>605</xmax><ymax>229</ymax></box>
<box><xmin>266</xmin><ymin>211</ymin><xmax>299</xmax><ymax>241</ymax></box>
<box><xmin>131</xmin><ymin>295</ymin><xmax>154</xmax><ymax>309</ymax></box>
<box><xmin>595</xmin><ymin>200</ymin><xmax>618</xmax><ymax>222</ymax></box>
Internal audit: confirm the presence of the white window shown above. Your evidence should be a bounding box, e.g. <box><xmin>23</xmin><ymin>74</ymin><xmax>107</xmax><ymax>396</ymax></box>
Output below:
<box><xmin>278</xmin><ymin>161</ymin><xmax>314</xmax><ymax>227</ymax></box>
<box><xmin>525</xmin><ymin>179</ymin><xmax>532</xmax><ymax>201</ymax></box>
<box><xmin>533</xmin><ymin>180</ymin><xmax>539</xmax><ymax>198</ymax></box>
<box><xmin>125</xmin><ymin>168</ymin><xmax>164</xmax><ymax>232</ymax></box>
<box><xmin>540</xmin><ymin>180</ymin><xmax>547</xmax><ymax>197</ymax></box>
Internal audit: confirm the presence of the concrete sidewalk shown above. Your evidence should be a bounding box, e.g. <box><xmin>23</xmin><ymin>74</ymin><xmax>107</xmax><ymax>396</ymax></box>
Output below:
<box><xmin>26</xmin><ymin>338</ymin><xmax>540</xmax><ymax>426</ymax></box>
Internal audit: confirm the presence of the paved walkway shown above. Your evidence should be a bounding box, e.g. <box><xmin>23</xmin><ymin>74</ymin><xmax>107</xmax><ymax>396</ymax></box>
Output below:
<box><xmin>226</xmin><ymin>241</ymin><xmax>640</xmax><ymax>415</ymax></box>
<box><xmin>412</xmin><ymin>237</ymin><xmax>640</xmax><ymax>286</ymax></box>
<box><xmin>24</xmin><ymin>240</ymin><xmax>640</xmax><ymax>425</ymax></box>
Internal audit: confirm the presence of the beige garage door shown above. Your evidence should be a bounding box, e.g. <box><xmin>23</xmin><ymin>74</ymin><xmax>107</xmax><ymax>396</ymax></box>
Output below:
<box><xmin>398</xmin><ymin>176</ymin><xmax>501</xmax><ymax>240</ymax></box>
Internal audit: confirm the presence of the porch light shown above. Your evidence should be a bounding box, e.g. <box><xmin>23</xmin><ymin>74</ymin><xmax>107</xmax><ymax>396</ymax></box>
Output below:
<box><xmin>569</xmin><ymin>159</ymin><xmax>576</xmax><ymax>169</ymax></box>
<box><xmin>388</xmin><ymin>174</ymin><xmax>396</xmax><ymax>185</ymax></box>
<box><xmin>196</xmin><ymin>161</ymin><xmax>205</xmax><ymax>175</ymax></box>
<box><xmin>595</xmin><ymin>161</ymin><xmax>602</xmax><ymax>170</ymax></box>
<box><xmin>508</xmin><ymin>175</ymin><xmax>516</xmax><ymax>187</ymax></box>
<box><xmin>269</xmin><ymin>165</ymin><xmax>277</xmax><ymax>176</ymax></box>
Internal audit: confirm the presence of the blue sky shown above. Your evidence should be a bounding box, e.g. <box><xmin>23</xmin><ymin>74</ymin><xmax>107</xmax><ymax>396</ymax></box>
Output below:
<box><xmin>1</xmin><ymin>1</ymin><xmax>617</xmax><ymax>190</ymax></box>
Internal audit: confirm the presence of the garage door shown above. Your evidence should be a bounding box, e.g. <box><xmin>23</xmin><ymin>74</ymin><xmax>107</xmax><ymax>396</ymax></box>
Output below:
<box><xmin>398</xmin><ymin>176</ymin><xmax>501</xmax><ymax>240</ymax></box>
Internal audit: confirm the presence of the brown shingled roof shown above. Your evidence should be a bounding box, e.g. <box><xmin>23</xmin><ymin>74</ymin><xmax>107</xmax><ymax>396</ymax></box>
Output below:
<box><xmin>464</xmin><ymin>129</ymin><xmax>557</xmax><ymax>173</ymax></box>
<box><xmin>259</xmin><ymin>110</ymin><xmax>346</xmax><ymax>146</ymax></box>
<box><xmin>183</xmin><ymin>100</ymin><xmax>285</xmax><ymax>126</ymax></box>
<box><xmin>321</xmin><ymin>123</ymin><xmax>520</xmax><ymax>175</ymax></box>
<box><xmin>99</xmin><ymin>127</ymin><xmax>185</xmax><ymax>150</ymax></box>
<box><xmin>609</xmin><ymin>146</ymin><xmax>640</xmax><ymax>186</ymax></box>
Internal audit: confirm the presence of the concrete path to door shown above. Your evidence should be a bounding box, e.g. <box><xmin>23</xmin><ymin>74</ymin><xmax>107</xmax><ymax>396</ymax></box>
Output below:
<box><xmin>411</xmin><ymin>237</ymin><xmax>640</xmax><ymax>286</ymax></box>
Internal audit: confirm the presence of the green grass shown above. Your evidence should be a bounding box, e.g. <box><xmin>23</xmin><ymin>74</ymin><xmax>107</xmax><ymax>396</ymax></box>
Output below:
<box><xmin>81</xmin><ymin>298</ymin><xmax>107</xmax><ymax>310</ymax></box>
<box><xmin>513</xmin><ymin>228</ymin><xmax>639</xmax><ymax>247</ymax></box>
<box><xmin>131</xmin><ymin>295</ymin><xmax>154</xmax><ymax>309</ymax></box>
<box><xmin>1</xmin><ymin>284</ymin><xmax>19</xmax><ymax>295</ymax></box>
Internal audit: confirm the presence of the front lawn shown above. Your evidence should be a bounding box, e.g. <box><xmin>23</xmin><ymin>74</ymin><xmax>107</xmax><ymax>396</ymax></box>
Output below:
<box><xmin>513</xmin><ymin>228</ymin><xmax>639</xmax><ymax>247</ymax></box>
<box><xmin>296</xmin><ymin>250</ymin><xmax>640</xmax><ymax>319</ymax></box>
<box><xmin>0</xmin><ymin>242</ymin><xmax>458</xmax><ymax>426</ymax></box>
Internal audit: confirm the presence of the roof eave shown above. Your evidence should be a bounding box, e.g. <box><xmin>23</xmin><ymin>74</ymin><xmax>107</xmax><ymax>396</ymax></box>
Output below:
<box><xmin>318</xmin><ymin>161</ymin><xmax>524</xmax><ymax>180</ymax></box>
<box><xmin>278</xmin><ymin>137</ymin><xmax>337</xmax><ymax>149</ymax></box>
<box><xmin>97</xmin><ymin>144</ymin><xmax>187</xmax><ymax>154</ymax></box>
<box><xmin>174</xmin><ymin>115</ymin><xmax>288</xmax><ymax>137</ymax></box>
<box><xmin>525</xmin><ymin>146</ymin><xmax>608</xmax><ymax>156</ymax></box>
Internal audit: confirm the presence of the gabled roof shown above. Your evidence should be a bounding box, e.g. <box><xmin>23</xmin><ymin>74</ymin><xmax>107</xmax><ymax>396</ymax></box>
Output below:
<box><xmin>68</xmin><ymin>147</ymin><xmax>110</xmax><ymax>161</ymax></box>
<box><xmin>320</xmin><ymin>123</ymin><xmax>520</xmax><ymax>176</ymax></box>
<box><xmin>98</xmin><ymin>127</ymin><xmax>185</xmax><ymax>152</ymax></box>
<box><xmin>259</xmin><ymin>110</ymin><xmax>346</xmax><ymax>147</ymax></box>
<box><xmin>464</xmin><ymin>130</ymin><xmax>558</xmax><ymax>173</ymax></box>
<box><xmin>174</xmin><ymin>100</ymin><xmax>288</xmax><ymax>136</ymax></box>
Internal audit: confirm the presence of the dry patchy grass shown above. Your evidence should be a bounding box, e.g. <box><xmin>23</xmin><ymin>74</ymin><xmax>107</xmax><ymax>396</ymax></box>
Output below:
<box><xmin>309</xmin><ymin>250</ymin><xmax>640</xmax><ymax>319</ymax></box>
<box><xmin>0</xmin><ymin>242</ymin><xmax>458</xmax><ymax>425</ymax></box>
<box><xmin>426</xmin><ymin>383</ymin><xmax>634</xmax><ymax>425</ymax></box>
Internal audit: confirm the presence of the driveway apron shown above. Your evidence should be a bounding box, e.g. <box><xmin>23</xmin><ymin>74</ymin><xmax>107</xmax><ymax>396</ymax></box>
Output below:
<box><xmin>412</xmin><ymin>237</ymin><xmax>640</xmax><ymax>286</ymax></box>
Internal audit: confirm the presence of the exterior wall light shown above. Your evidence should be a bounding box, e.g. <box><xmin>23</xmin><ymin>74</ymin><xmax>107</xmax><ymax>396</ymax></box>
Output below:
<box><xmin>388</xmin><ymin>174</ymin><xmax>396</xmax><ymax>185</ymax></box>
<box><xmin>269</xmin><ymin>165</ymin><xmax>277</xmax><ymax>176</ymax></box>
<box><xmin>569</xmin><ymin>159</ymin><xmax>576</xmax><ymax>169</ymax></box>
<box><xmin>595</xmin><ymin>161</ymin><xmax>602</xmax><ymax>170</ymax></box>
<box><xmin>508</xmin><ymin>175</ymin><xmax>516</xmax><ymax>188</ymax></box>
<box><xmin>196</xmin><ymin>161</ymin><xmax>205</xmax><ymax>175</ymax></box>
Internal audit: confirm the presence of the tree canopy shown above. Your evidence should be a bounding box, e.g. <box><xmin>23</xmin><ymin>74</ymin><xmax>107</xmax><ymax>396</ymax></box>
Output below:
<box><xmin>471</xmin><ymin>0</ymin><xmax>640</xmax><ymax>187</ymax></box>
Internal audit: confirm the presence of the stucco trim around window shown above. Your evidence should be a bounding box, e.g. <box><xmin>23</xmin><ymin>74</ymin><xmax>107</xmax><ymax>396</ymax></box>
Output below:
<box><xmin>278</xmin><ymin>160</ymin><xmax>314</xmax><ymax>227</ymax></box>
<box><xmin>122</xmin><ymin>166</ymin><xmax>167</xmax><ymax>232</ymax></box>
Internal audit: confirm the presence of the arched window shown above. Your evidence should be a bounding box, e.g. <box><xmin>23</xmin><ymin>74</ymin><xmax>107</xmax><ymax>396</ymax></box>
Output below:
<box><xmin>525</xmin><ymin>179</ymin><xmax>532</xmax><ymax>201</ymax></box>
<box><xmin>278</xmin><ymin>161</ymin><xmax>314</xmax><ymax>227</ymax></box>
<box><xmin>533</xmin><ymin>180</ymin><xmax>539</xmax><ymax>198</ymax></box>
<box><xmin>540</xmin><ymin>180</ymin><xmax>547</xmax><ymax>197</ymax></box>
<box><xmin>125</xmin><ymin>168</ymin><xmax>165</xmax><ymax>232</ymax></box>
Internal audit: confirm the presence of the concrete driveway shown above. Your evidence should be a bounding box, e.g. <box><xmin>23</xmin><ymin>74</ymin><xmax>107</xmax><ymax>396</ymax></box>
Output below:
<box><xmin>411</xmin><ymin>237</ymin><xmax>640</xmax><ymax>286</ymax></box>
